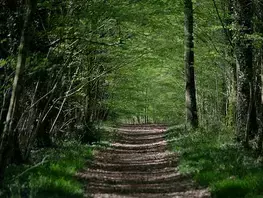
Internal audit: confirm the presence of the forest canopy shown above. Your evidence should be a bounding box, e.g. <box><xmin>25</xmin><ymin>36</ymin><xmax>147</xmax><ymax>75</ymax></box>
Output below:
<box><xmin>1</xmin><ymin>0</ymin><xmax>263</xmax><ymax>197</ymax></box>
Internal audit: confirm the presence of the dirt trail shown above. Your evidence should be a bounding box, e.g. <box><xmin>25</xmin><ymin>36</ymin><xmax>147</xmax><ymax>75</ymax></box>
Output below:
<box><xmin>77</xmin><ymin>125</ymin><xmax>210</xmax><ymax>198</ymax></box>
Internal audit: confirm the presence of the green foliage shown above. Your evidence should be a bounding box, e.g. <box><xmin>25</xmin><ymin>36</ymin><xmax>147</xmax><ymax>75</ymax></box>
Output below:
<box><xmin>1</xmin><ymin>142</ymin><xmax>93</xmax><ymax>198</ymax></box>
<box><xmin>105</xmin><ymin>0</ymin><xmax>186</xmax><ymax>124</ymax></box>
<box><xmin>77</xmin><ymin>123</ymin><xmax>102</xmax><ymax>144</ymax></box>
<box><xmin>168</xmin><ymin>127</ymin><xmax>263</xmax><ymax>198</ymax></box>
<box><xmin>1</xmin><ymin>0</ymin><xmax>262</xmax><ymax>196</ymax></box>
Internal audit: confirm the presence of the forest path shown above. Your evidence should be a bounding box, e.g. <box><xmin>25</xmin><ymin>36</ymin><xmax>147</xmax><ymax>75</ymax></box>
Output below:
<box><xmin>77</xmin><ymin>125</ymin><xmax>210</xmax><ymax>198</ymax></box>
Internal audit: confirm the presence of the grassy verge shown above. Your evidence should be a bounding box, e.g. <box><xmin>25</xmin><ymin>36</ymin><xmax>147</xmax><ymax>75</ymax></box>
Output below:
<box><xmin>167</xmin><ymin>126</ymin><xmax>263</xmax><ymax>198</ymax></box>
<box><xmin>1</xmin><ymin>142</ymin><xmax>93</xmax><ymax>198</ymax></box>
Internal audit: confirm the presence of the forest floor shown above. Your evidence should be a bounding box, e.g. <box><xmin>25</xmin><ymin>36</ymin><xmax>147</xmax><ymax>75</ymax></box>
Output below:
<box><xmin>3</xmin><ymin>125</ymin><xmax>263</xmax><ymax>197</ymax></box>
<box><xmin>167</xmin><ymin>126</ymin><xmax>263</xmax><ymax>198</ymax></box>
<box><xmin>1</xmin><ymin>142</ymin><xmax>93</xmax><ymax>198</ymax></box>
<box><xmin>77</xmin><ymin>125</ymin><xmax>210</xmax><ymax>198</ymax></box>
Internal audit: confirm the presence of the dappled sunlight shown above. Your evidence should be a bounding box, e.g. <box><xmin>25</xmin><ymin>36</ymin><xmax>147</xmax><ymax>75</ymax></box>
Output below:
<box><xmin>1</xmin><ymin>0</ymin><xmax>263</xmax><ymax>197</ymax></box>
<box><xmin>77</xmin><ymin>125</ymin><xmax>210</xmax><ymax>197</ymax></box>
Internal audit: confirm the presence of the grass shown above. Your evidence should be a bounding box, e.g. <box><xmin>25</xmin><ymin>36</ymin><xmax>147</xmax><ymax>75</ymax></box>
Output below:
<box><xmin>1</xmin><ymin>141</ymin><xmax>93</xmax><ymax>198</ymax></box>
<box><xmin>167</xmin><ymin>126</ymin><xmax>263</xmax><ymax>198</ymax></box>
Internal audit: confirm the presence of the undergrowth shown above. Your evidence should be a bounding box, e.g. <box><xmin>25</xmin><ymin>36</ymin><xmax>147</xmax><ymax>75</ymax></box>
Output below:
<box><xmin>0</xmin><ymin>142</ymin><xmax>93</xmax><ymax>198</ymax></box>
<box><xmin>167</xmin><ymin>125</ymin><xmax>263</xmax><ymax>198</ymax></box>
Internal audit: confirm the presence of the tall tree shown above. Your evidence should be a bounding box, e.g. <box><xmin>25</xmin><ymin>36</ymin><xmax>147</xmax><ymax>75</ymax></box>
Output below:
<box><xmin>234</xmin><ymin>0</ymin><xmax>255</xmax><ymax>144</ymax></box>
<box><xmin>184</xmin><ymin>0</ymin><xmax>198</xmax><ymax>128</ymax></box>
<box><xmin>0</xmin><ymin>0</ymin><xmax>36</xmax><ymax>183</ymax></box>
<box><xmin>254</xmin><ymin>0</ymin><xmax>263</xmax><ymax>154</ymax></box>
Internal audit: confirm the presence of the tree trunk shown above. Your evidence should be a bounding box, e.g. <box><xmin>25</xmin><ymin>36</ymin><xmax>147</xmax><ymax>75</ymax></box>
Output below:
<box><xmin>222</xmin><ymin>0</ymin><xmax>236</xmax><ymax>127</ymax></box>
<box><xmin>255</xmin><ymin>51</ymin><xmax>263</xmax><ymax>154</ymax></box>
<box><xmin>255</xmin><ymin>0</ymin><xmax>263</xmax><ymax>154</ymax></box>
<box><xmin>234</xmin><ymin>0</ymin><xmax>254</xmax><ymax>144</ymax></box>
<box><xmin>184</xmin><ymin>0</ymin><xmax>198</xmax><ymax>128</ymax></box>
<box><xmin>0</xmin><ymin>0</ymin><xmax>36</xmax><ymax>185</ymax></box>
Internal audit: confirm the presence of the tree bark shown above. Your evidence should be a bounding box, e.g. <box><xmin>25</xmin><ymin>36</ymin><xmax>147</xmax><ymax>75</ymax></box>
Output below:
<box><xmin>234</xmin><ymin>0</ymin><xmax>254</xmax><ymax>144</ymax></box>
<box><xmin>184</xmin><ymin>0</ymin><xmax>198</xmax><ymax>128</ymax></box>
<box><xmin>0</xmin><ymin>0</ymin><xmax>36</xmax><ymax>185</ymax></box>
<box><xmin>255</xmin><ymin>0</ymin><xmax>263</xmax><ymax>154</ymax></box>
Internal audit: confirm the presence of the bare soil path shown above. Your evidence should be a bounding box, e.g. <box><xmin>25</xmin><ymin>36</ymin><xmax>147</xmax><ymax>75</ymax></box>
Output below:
<box><xmin>78</xmin><ymin>125</ymin><xmax>210</xmax><ymax>198</ymax></box>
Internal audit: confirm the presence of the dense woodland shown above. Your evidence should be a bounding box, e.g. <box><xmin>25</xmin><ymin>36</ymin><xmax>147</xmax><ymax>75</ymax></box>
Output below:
<box><xmin>1</xmin><ymin>0</ymin><xmax>263</xmax><ymax>197</ymax></box>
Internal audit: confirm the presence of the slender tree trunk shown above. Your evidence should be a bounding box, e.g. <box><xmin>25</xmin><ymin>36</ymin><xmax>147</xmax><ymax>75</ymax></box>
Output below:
<box><xmin>184</xmin><ymin>0</ymin><xmax>198</xmax><ymax>128</ymax></box>
<box><xmin>49</xmin><ymin>67</ymin><xmax>79</xmax><ymax>135</ymax></box>
<box><xmin>234</xmin><ymin>0</ymin><xmax>254</xmax><ymax>144</ymax></box>
<box><xmin>0</xmin><ymin>0</ymin><xmax>36</xmax><ymax>184</ymax></box>
<box><xmin>256</xmin><ymin>50</ymin><xmax>263</xmax><ymax>154</ymax></box>
<box><xmin>221</xmin><ymin>0</ymin><xmax>236</xmax><ymax>127</ymax></box>
<box><xmin>255</xmin><ymin>0</ymin><xmax>263</xmax><ymax>154</ymax></box>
